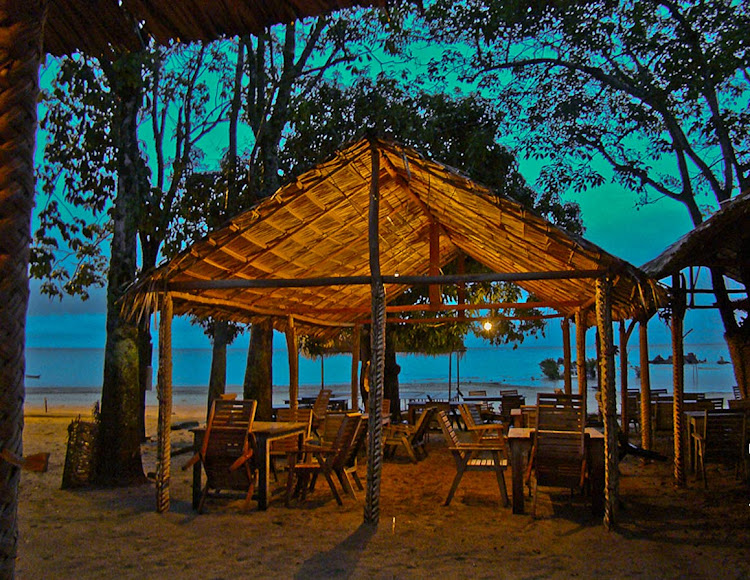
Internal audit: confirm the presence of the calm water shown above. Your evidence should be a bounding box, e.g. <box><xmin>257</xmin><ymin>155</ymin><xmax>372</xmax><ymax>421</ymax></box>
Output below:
<box><xmin>25</xmin><ymin>342</ymin><xmax>737</xmax><ymax>410</ymax></box>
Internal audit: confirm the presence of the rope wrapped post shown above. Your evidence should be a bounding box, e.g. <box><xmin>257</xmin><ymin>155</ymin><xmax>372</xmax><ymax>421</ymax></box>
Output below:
<box><xmin>595</xmin><ymin>276</ymin><xmax>618</xmax><ymax>529</ymax></box>
<box><xmin>671</xmin><ymin>274</ymin><xmax>686</xmax><ymax>488</ymax></box>
<box><xmin>562</xmin><ymin>318</ymin><xmax>572</xmax><ymax>395</ymax></box>
<box><xmin>285</xmin><ymin>315</ymin><xmax>298</xmax><ymax>412</ymax></box>
<box><xmin>156</xmin><ymin>293</ymin><xmax>173</xmax><ymax>513</ymax></box>
<box><xmin>365</xmin><ymin>140</ymin><xmax>385</xmax><ymax>525</ymax></box>
<box><xmin>575</xmin><ymin>310</ymin><xmax>588</xmax><ymax>397</ymax></box>
<box><xmin>0</xmin><ymin>3</ymin><xmax>45</xmax><ymax>574</ymax></box>
<box><xmin>639</xmin><ymin>318</ymin><xmax>653</xmax><ymax>451</ymax></box>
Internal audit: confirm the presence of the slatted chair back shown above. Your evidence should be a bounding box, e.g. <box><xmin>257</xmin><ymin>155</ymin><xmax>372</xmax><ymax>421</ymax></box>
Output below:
<box><xmin>460</xmin><ymin>403</ymin><xmax>485</xmax><ymax>429</ymax></box>
<box><xmin>332</xmin><ymin>414</ymin><xmax>365</xmax><ymax>472</ymax></box>
<box><xmin>701</xmin><ymin>410</ymin><xmax>746</xmax><ymax>465</ymax></box>
<box><xmin>411</xmin><ymin>405</ymin><xmax>437</xmax><ymax>443</ymax></box>
<box><xmin>499</xmin><ymin>389</ymin><xmax>519</xmax><ymax>397</ymax></box>
<box><xmin>536</xmin><ymin>393</ymin><xmax>585</xmax><ymax>432</ymax></box>
<box><xmin>520</xmin><ymin>405</ymin><xmax>538</xmax><ymax>429</ymax></box>
<box><xmin>320</xmin><ymin>412</ymin><xmax>348</xmax><ymax>444</ymax></box>
<box><xmin>733</xmin><ymin>385</ymin><xmax>742</xmax><ymax>400</ymax></box>
<box><xmin>437</xmin><ymin>408</ymin><xmax>461</xmax><ymax>449</ymax></box>
<box><xmin>196</xmin><ymin>399</ymin><xmax>258</xmax><ymax>512</ymax></box>
<box><xmin>499</xmin><ymin>394</ymin><xmax>525</xmax><ymax>424</ymax></box>
<box><xmin>312</xmin><ymin>388</ymin><xmax>333</xmax><ymax>419</ymax></box>
<box><xmin>468</xmin><ymin>390</ymin><xmax>487</xmax><ymax>397</ymax></box>
<box><xmin>534</xmin><ymin>430</ymin><xmax>586</xmax><ymax>489</ymax></box>
<box><xmin>272</xmin><ymin>407</ymin><xmax>313</xmax><ymax>453</ymax></box>
<box><xmin>321</xmin><ymin>413</ymin><xmax>362</xmax><ymax>470</ymax></box>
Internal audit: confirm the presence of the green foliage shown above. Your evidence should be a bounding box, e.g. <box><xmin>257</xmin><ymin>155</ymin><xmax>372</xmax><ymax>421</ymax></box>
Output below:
<box><xmin>539</xmin><ymin>358</ymin><xmax>562</xmax><ymax>380</ymax></box>
<box><xmin>425</xmin><ymin>0</ymin><xmax>750</xmax><ymax>220</ymax></box>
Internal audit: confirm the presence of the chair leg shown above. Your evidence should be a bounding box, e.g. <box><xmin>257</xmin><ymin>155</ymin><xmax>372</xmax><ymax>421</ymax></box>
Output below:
<box><xmin>532</xmin><ymin>477</ymin><xmax>539</xmax><ymax>518</ymax></box>
<box><xmin>321</xmin><ymin>468</ymin><xmax>343</xmax><ymax>505</ymax></box>
<box><xmin>445</xmin><ymin>458</ymin><xmax>468</xmax><ymax>506</ymax></box>
<box><xmin>403</xmin><ymin>440</ymin><xmax>419</xmax><ymax>464</ymax></box>
<box><xmin>197</xmin><ymin>485</ymin><xmax>209</xmax><ymax>514</ymax></box>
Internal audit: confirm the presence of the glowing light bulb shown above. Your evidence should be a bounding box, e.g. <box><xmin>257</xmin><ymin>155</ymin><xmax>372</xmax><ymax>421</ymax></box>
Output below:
<box><xmin>483</xmin><ymin>321</ymin><xmax>492</xmax><ymax>332</ymax></box>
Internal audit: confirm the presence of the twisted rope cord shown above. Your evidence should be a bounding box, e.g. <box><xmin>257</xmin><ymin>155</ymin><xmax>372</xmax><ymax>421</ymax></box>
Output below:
<box><xmin>156</xmin><ymin>295</ymin><xmax>173</xmax><ymax>512</ymax></box>
<box><xmin>596</xmin><ymin>276</ymin><xmax>618</xmax><ymax>530</ymax></box>
<box><xmin>0</xmin><ymin>2</ymin><xmax>45</xmax><ymax>574</ymax></box>
<box><xmin>639</xmin><ymin>321</ymin><xmax>653</xmax><ymax>451</ymax></box>
<box><xmin>671</xmin><ymin>299</ymin><xmax>686</xmax><ymax>488</ymax></box>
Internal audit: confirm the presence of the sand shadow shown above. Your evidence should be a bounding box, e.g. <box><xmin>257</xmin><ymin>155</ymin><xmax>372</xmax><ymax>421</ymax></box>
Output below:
<box><xmin>294</xmin><ymin>522</ymin><xmax>376</xmax><ymax>579</ymax></box>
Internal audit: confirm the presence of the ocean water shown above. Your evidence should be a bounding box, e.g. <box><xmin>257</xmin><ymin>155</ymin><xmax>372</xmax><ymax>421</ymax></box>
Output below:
<box><xmin>25</xmin><ymin>342</ymin><xmax>737</xmax><ymax>411</ymax></box>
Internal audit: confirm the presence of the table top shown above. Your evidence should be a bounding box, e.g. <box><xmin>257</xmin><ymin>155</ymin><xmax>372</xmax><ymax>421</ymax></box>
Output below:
<box><xmin>191</xmin><ymin>421</ymin><xmax>308</xmax><ymax>436</ymax></box>
<box><xmin>508</xmin><ymin>426</ymin><xmax>604</xmax><ymax>440</ymax></box>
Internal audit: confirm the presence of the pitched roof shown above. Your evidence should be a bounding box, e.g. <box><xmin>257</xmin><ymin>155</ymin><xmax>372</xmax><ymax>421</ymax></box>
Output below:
<box><xmin>641</xmin><ymin>189</ymin><xmax>750</xmax><ymax>282</ymax></box>
<box><xmin>125</xmin><ymin>138</ymin><xmax>666</xmax><ymax>335</ymax></box>
<box><xmin>43</xmin><ymin>0</ymin><xmax>388</xmax><ymax>57</ymax></box>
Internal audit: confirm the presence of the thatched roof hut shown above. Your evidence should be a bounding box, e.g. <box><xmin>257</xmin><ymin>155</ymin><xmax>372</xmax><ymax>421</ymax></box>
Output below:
<box><xmin>124</xmin><ymin>137</ymin><xmax>667</xmax><ymax>529</ymax></box>
<box><xmin>126</xmin><ymin>138</ymin><xmax>665</xmax><ymax>331</ymax></box>
<box><xmin>0</xmin><ymin>1</ymin><xmax>386</xmax><ymax>574</ymax></box>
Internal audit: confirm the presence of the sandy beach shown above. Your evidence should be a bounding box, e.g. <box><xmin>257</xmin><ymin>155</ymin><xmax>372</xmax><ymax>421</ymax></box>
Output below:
<box><xmin>16</xmin><ymin>400</ymin><xmax>750</xmax><ymax>579</ymax></box>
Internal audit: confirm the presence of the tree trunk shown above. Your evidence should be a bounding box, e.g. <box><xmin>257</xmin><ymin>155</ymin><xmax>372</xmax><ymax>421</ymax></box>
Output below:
<box><xmin>96</xmin><ymin>55</ymin><xmax>148</xmax><ymax>486</ymax></box>
<box><xmin>384</xmin><ymin>328</ymin><xmax>401</xmax><ymax>422</ymax></box>
<box><xmin>0</xmin><ymin>2</ymin><xmax>44</xmax><ymax>574</ymax></box>
<box><xmin>207</xmin><ymin>320</ymin><xmax>230</xmax><ymax>418</ymax></box>
<box><xmin>136</xmin><ymin>318</ymin><xmax>152</xmax><ymax>442</ymax></box>
<box><xmin>726</xmin><ymin>331</ymin><xmax>750</xmax><ymax>399</ymax></box>
<box><xmin>244</xmin><ymin>319</ymin><xmax>273</xmax><ymax>420</ymax></box>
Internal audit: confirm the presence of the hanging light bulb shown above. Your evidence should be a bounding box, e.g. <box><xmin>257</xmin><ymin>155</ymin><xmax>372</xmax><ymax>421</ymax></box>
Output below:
<box><xmin>483</xmin><ymin>320</ymin><xmax>492</xmax><ymax>332</ymax></box>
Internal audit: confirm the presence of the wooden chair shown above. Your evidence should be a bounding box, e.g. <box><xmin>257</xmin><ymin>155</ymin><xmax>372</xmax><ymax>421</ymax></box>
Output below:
<box><xmin>733</xmin><ymin>385</ymin><xmax>742</xmax><ymax>400</ymax></box>
<box><xmin>334</xmin><ymin>415</ymin><xmax>368</xmax><ymax>499</ymax></box>
<box><xmin>458</xmin><ymin>403</ymin><xmax>505</xmax><ymax>442</ymax></box>
<box><xmin>499</xmin><ymin>394</ymin><xmax>525</xmax><ymax>425</ymax></box>
<box><xmin>435</xmin><ymin>410</ymin><xmax>509</xmax><ymax>507</ymax></box>
<box><xmin>311</xmin><ymin>388</ymin><xmax>333</xmax><ymax>435</ymax></box>
<box><xmin>383</xmin><ymin>406</ymin><xmax>437</xmax><ymax>463</ymax></box>
<box><xmin>530</xmin><ymin>393</ymin><xmax>587</xmax><ymax>517</ymax></box>
<box><xmin>269</xmin><ymin>407</ymin><xmax>313</xmax><ymax>480</ymax></box>
<box><xmin>285</xmin><ymin>413</ymin><xmax>362</xmax><ymax>505</ymax></box>
<box><xmin>183</xmin><ymin>399</ymin><xmax>258</xmax><ymax>513</ymax></box>
<box><xmin>693</xmin><ymin>410</ymin><xmax>747</xmax><ymax>487</ymax></box>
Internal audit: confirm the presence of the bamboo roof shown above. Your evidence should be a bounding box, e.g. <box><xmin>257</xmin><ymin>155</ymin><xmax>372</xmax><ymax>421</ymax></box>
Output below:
<box><xmin>641</xmin><ymin>190</ymin><xmax>750</xmax><ymax>283</ymax></box>
<box><xmin>125</xmin><ymin>138</ymin><xmax>666</xmax><ymax>335</ymax></box>
<box><xmin>43</xmin><ymin>0</ymin><xmax>388</xmax><ymax>57</ymax></box>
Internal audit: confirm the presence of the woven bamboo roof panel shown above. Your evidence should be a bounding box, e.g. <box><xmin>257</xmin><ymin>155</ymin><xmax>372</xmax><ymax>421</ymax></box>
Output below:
<box><xmin>125</xmin><ymin>139</ymin><xmax>667</xmax><ymax>334</ymax></box>
<box><xmin>43</xmin><ymin>0</ymin><xmax>388</xmax><ymax>57</ymax></box>
<box><xmin>641</xmin><ymin>189</ymin><xmax>750</xmax><ymax>283</ymax></box>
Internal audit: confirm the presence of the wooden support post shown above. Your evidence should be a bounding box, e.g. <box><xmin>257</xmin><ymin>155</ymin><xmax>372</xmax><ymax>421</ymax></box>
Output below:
<box><xmin>285</xmin><ymin>315</ymin><xmax>298</xmax><ymax>412</ymax></box>
<box><xmin>456</xmin><ymin>254</ymin><xmax>466</xmax><ymax>319</ymax></box>
<box><xmin>639</xmin><ymin>319</ymin><xmax>653</xmax><ymax>450</ymax></box>
<box><xmin>351</xmin><ymin>324</ymin><xmax>360</xmax><ymax>411</ymax></box>
<box><xmin>595</xmin><ymin>276</ymin><xmax>618</xmax><ymax>529</ymax></box>
<box><xmin>575</xmin><ymin>310</ymin><xmax>588</xmax><ymax>397</ymax></box>
<box><xmin>156</xmin><ymin>294</ymin><xmax>173</xmax><ymax>513</ymax></box>
<box><xmin>619</xmin><ymin>321</ymin><xmax>629</xmax><ymax>436</ymax></box>
<box><xmin>365</xmin><ymin>140</ymin><xmax>385</xmax><ymax>525</ymax></box>
<box><xmin>428</xmin><ymin>220</ymin><xmax>441</xmax><ymax>308</ymax></box>
<box><xmin>671</xmin><ymin>274</ymin><xmax>686</xmax><ymax>487</ymax></box>
<box><xmin>562</xmin><ymin>318</ymin><xmax>572</xmax><ymax>395</ymax></box>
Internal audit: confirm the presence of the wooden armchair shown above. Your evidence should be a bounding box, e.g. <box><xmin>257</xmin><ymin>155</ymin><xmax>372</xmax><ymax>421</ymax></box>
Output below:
<box><xmin>383</xmin><ymin>406</ymin><xmax>437</xmax><ymax>463</ymax></box>
<box><xmin>693</xmin><ymin>410</ymin><xmax>747</xmax><ymax>487</ymax></box>
<box><xmin>436</xmin><ymin>410</ymin><xmax>509</xmax><ymax>507</ymax></box>
<box><xmin>183</xmin><ymin>399</ymin><xmax>258</xmax><ymax>513</ymax></box>
<box><xmin>529</xmin><ymin>393</ymin><xmax>587</xmax><ymax>516</ymax></box>
<box><xmin>458</xmin><ymin>403</ymin><xmax>505</xmax><ymax>442</ymax></box>
<box><xmin>285</xmin><ymin>413</ymin><xmax>363</xmax><ymax>505</ymax></box>
<box><xmin>269</xmin><ymin>407</ymin><xmax>313</xmax><ymax>480</ymax></box>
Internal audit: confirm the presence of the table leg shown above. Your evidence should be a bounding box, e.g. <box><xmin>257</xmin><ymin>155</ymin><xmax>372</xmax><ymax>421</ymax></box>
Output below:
<box><xmin>256</xmin><ymin>434</ymin><xmax>270</xmax><ymax>510</ymax></box>
<box><xmin>588</xmin><ymin>437</ymin><xmax>604</xmax><ymax>516</ymax></box>
<box><xmin>510</xmin><ymin>439</ymin><xmax>527</xmax><ymax>514</ymax></box>
<box><xmin>192</xmin><ymin>460</ymin><xmax>201</xmax><ymax>510</ymax></box>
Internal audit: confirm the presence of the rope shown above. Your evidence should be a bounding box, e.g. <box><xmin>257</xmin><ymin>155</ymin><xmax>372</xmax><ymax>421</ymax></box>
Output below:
<box><xmin>0</xmin><ymin>3</ymin><xmax>45</xmax><ymax>575</ymax></box>
<box><xmin>671</xmin><ymin>279</ymin><xmax>686</xmax><ymax>488</ymax></box>
<box><xmin>596</xmin><ymin>276</ymin><xmax>618</xmax><ymax>530</ymax></box>
<box><xmin>156</xmin><ymin>295</ymin><xmax>173</xmax><ymax>512</ymax></box>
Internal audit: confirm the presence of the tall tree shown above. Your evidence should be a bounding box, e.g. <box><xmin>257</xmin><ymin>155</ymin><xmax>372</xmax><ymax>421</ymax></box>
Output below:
<box><xmin>426</xmin><ymin>0</ymin><xmax>750</xmax><ymax>395</ymax></box>
<box><xmin>34</xmin><ymin>43</ymin><xmax>231</xmax><ymax>482</ymax></box>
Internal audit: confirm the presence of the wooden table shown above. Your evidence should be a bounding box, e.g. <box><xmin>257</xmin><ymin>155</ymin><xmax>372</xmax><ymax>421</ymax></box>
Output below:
<box><xmin>191</xmin><ymin>421</ymin><xmax>308</xmax><ymax>510</ymax></box>
<box><xmin>507</xmin><ymin>426</ymin><xmax>605</xmax><ymax>515</ymax></box>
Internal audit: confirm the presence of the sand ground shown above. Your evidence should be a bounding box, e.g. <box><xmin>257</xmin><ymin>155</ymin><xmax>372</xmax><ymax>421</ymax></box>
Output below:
<box><xmin>16</xmin><ymin>403</ymin><xmax>750</xmax><ymax>579</ymax></box>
